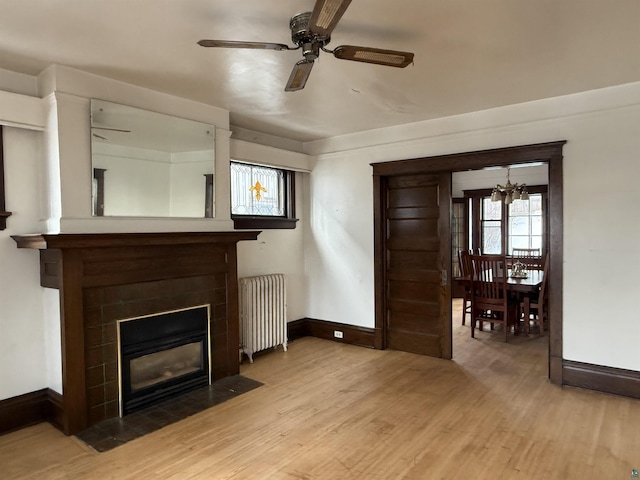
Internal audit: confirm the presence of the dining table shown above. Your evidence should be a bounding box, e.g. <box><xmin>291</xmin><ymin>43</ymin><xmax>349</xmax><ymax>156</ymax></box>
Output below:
<box><xmin>455</xmin><ymin>269</ymin><xmax>544</xmax><ymax>335</ymax></box>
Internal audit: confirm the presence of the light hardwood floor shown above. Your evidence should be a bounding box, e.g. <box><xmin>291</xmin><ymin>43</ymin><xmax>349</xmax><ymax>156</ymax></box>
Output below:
<box><xmin>1</xmin><ymin>301</ymin><xmax>638</xmax><ymax>479</ymax></box>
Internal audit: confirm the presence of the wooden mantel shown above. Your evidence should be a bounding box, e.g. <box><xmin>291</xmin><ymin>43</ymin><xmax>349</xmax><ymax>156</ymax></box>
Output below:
<box><xmin>12</xmin><ymin>231</ymin><xmax>260</xmax><ymax>435</ymax></box>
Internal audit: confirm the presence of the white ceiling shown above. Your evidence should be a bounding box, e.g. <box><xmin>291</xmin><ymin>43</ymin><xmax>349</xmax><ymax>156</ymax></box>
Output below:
<box><xmin>1</xmin><ymin>0</ymin><xmax>639</xmax><ymax>143</ymax></box>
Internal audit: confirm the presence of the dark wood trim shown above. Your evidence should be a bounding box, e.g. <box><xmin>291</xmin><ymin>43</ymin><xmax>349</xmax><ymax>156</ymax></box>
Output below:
<box><xmin>0</xmin><ymin>388</ymin><xmax>65</xmax><ymax>436</ymax></box>
<box><xmin>233</xmin><ymin>216</ymin><xmax>298</xmax><ymax>230</ymax></box>
<box><xmin>0</xmin><ymin>389</ymin><xmax>50</xmax><ymax>435</ymax></box>
<box><xmin>563</xmin><ymin>360</ymin><xmax>640</xmax><ymax>399</ymax></box>
<box><xmin>92</xmin><ymin>168</ymin><xmax>106</xmax><ymax>217</ymax></box>
<box><xmin>287</xmin><ymin>318</ymin><xmax>377</xmax><ymax>349</ymax></box>
<box><xmin>204</xmin><ymin>173</ymin><xmax>214</xmax><ymax>218</ymax></box>
<box><xmin>39</xmin><ymin>249</ymin><xmax>61</xmax><ymax>288</ymax></box>
<box><xmin>47</xmin><ymin>389</ymin><xmax>64</xmax><ymax>432</ymax></box>
<box><xmin>372</xmin><ymin>174</ymin><xmax>385</xmax><ymax>350</ymax></box>
<box><xmin>287</xmin><ymin>319</ymin><xmax>308</xmax><ymax>341</ymax></box>
<box><xmin>372</xmin><ymin>141</ymin><xmax>565</xmax><ymax>385</ymax></box>
<box><xmin>547</xmin><ymin>154</ymin><xmax>564</xmax><ymax>384</ymax></box>
<box><xmin>12</xmin><ymin>231</ymin><xmax>261</xmax><ymax>250</ymax></box>
<box><xmin>0</xmin><ymin>126</ymin><xmax>12</xmax><ymax>230</ymax></box>
<box><xmin>59</xmin><ymin>248</ymin><xmax>86</xmax><ymax>434</ymax></box>
<box><xmin>372</xmin><ymin>141</ymin><xmax>567</xmax><ymax>176</ymax></box>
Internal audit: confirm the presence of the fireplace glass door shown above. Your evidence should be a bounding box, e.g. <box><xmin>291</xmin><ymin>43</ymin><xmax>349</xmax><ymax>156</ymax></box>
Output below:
<box><xmin>118</xmin><ymin>305</ymin><xmax>211</xmax><ymax>416</ymax></box>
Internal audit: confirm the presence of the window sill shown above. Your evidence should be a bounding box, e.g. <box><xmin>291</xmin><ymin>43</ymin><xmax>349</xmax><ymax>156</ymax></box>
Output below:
<box><xmin>232</xmin><ymin>216</ymin><xmax>298</xmax><ymax>230</ymax></box>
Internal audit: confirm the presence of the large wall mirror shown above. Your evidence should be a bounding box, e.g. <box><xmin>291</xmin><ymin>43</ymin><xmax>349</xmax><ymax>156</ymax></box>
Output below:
<box><xmin>91</xmin><ymin>99</ymin><xmax>215</xmax><ymax>218</ymax></box>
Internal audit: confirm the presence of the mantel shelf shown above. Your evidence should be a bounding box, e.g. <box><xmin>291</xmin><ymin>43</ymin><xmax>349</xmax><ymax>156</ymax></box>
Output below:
<box><xmin>12</xmin><ymin>231</ymin><xmax>261</xmax><ymax>250</ymax></box>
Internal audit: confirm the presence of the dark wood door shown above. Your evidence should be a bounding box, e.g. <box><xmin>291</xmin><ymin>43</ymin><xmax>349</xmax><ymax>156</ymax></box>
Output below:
<box><xmin>383</xmin><ymin>173</ymin><xmax>451</xmax><ymax>358</ymax></box>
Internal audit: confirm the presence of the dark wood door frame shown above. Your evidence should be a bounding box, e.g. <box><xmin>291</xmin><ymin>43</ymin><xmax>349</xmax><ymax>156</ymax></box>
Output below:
<box><xmin>373</xmin><ymin>141</ymin><xmax>565</xmax><ymax>384</ymax></box>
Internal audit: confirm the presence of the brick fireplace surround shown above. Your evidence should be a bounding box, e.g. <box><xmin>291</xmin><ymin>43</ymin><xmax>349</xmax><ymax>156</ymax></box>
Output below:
<box><xmin>12</xmin><ymin>231</ymin><xmax>259</xmax><ymax>435</ymax></box>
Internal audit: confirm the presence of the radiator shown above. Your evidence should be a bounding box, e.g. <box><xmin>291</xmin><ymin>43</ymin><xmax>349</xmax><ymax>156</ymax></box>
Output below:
<box><xmin>239</xmin><ymin>274</ymin><xmax>288</xmax><ymax>363</ymax></box>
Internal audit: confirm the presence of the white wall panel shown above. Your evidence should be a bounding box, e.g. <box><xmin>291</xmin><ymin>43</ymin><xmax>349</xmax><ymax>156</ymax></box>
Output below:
<box><xmin>306</xmin><ymin>82</ymin><xmax>640</xmax><ymax>371</ymax></box>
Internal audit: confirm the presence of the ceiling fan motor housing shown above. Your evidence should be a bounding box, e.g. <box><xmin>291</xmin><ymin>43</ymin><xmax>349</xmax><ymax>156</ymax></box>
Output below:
<box><xmin>290</xmin><ymin>11</ymin><xmax>329</xmax><ymax>60</ymax></box>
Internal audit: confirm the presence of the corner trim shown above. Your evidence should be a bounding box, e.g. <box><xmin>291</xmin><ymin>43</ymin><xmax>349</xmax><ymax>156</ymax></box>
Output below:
<box><xmin>563</xmin><ymin>360</ymin><xmax>640</xmax><ymax>399</ymax></box>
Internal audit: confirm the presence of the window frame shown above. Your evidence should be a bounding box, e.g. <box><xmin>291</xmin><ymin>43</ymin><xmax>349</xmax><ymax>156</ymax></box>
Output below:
<box><xmin>230</xmin><ymin>161</ymin><xmax>298</xmax><ymax>230</ymax></box>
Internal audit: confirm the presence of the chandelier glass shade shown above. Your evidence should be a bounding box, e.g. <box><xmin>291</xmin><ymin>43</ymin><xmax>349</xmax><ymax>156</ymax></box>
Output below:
<box><xmin>490</xmin><ymin>168</ymin><xmax>529</xmax><ymax>204</ymax></box>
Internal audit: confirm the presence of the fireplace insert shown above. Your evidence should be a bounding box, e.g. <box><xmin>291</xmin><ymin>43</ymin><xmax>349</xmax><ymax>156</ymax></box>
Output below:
<box><xmin>118</xmin><ymin>305</ymin><xmax>211</xmax><ymax>416</ymax></box>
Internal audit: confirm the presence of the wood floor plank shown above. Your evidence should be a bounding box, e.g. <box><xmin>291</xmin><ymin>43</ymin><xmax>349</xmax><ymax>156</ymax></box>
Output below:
<box><xmin>1</xmin><ymin>300</ymin><xmax>638</xmax><ymax>479</ymax></box>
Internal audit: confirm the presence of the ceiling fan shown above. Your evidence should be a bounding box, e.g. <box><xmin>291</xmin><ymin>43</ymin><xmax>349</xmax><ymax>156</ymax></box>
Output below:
<box><xmin>197</xmin><ymin>0</ymin><xmax>414</xmax><ymax>92</ymax></box>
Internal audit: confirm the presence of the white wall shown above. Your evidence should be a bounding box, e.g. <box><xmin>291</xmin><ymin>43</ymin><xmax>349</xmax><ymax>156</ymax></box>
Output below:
<box><xmin>0</xmin><ymin>127</ymin><xmax>50</xmax><ymax>399</ymax></box>
<box><xmin>306</xmin><ymin>82</ymin><xmax>640</xmax><ymax>372</ymax></box>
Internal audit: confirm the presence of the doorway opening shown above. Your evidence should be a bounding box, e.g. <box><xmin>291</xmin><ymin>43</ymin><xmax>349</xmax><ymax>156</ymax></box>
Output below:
<box><xmin>451</xmin><ymin>163</ymin><xmax>550</xmax><ymax>347</ymax></box>
<box><xmin>372</xmin><ymin>141</ymin><xmax>565</xmax><ymax>384</ymax></box>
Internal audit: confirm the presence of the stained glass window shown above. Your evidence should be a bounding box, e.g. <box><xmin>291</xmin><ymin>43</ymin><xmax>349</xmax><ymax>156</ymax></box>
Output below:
<box><xmin>230</xmin><ymin>162</ymin><xmax>285</xmax><ymax>216</ymax></box>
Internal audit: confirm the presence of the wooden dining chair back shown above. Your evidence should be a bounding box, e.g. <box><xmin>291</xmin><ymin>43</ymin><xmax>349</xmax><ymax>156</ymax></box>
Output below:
<box><xmin>469</xmin><ymin>254</ymin><xmax>516</xmax><ymax>342</ymax></box>
<box><xmin>458</xmin><ymin>250</ymin><xmax>473</xmax><ymax>325</ymax></box>
<box><xmin>512</xmin><ymin>248</ymin><xmax>544</xmax><ymax>270</ymax></box>
<box><xmin>512</xmin><ymin>248</ymin><xmax>540</xmax><ymax>257</ymax></box>
<box><xmin>521</xmin><ymin>253</ymin><xmax>549</xmax><ymax>334</ymax></box>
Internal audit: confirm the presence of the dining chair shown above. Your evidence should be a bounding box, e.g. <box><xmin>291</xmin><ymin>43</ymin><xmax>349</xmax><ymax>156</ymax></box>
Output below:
<box><xmin>469</xmin><ymin>254</ymin><xmax>517</xmax><ymax>342</ymax></box>
<box><xmin>458</xmin><ymin>250</ymin><xmax>473</xmax><ymax>325</ymax></box>
<box><xmin>512</xmin><ymin>247</ymin><xmax>540</xmax><ymax>257</ymax></box>
<box><xmin>520</xmin><ymin>254</ymin><xmax>549</xmax><ymax>335</ymax></box>
<box><xmin>512</xmin><ymin>248</ymin><xmax>544</xmax><ymax>270</ymax></box>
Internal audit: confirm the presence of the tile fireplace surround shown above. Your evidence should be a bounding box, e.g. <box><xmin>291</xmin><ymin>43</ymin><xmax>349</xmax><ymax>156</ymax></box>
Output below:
<box><xmin>12</xmin><ymin>231</ymin><xmax>259</xmax><ymax>435</ymax></box>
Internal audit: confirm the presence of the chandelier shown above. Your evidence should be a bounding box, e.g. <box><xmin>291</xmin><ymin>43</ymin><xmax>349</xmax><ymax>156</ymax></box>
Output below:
<box><xmin>490</xmin><ymin>167</ymin><xmax>529</xmax><ymax>204</ymax></box>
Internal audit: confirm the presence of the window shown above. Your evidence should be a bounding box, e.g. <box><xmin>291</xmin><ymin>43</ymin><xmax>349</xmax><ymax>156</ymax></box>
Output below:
<box><xmin>230</xmin><ymin>161</ymin><xmax>297</xmax><ymax>229</ymax></box>
<box><xmin>465</xmin><ymin>186</ymin><xmax>547</xmax><ymax>255</ymax></box>
<box><xmin>481</xmin><ymin>197</ymin><xmax>503</xmax><ymax>254</ymax></box>
<box><xmin>508</xmin><ymin>194</ymin><xmax>543</xmax><ymax>253</ymax></box>
<box><xmin>451</xmin><ymin>199</ymin><xmax>466</xmax><ymax>277</ymax></box>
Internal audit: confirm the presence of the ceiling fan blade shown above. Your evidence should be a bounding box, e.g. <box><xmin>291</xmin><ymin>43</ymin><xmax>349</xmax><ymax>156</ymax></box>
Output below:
<box><xmin>308</xmin><ymin>0</ymin><xmax>352</xmax><ymax>38</ymax></box>
<box><xmin>285</xmin><ymin>60</ymin><xmax>314</xmax><ymax>92</ymax></box>
<box><xmin>333</xmin><ymin>45</ymin><xmax>414</xmax><ymax>68</ymax></box>
<box><xmin>197</xmin><ymin>39</ymin><xmax>291</xmax><ymax>51</ymax></box>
